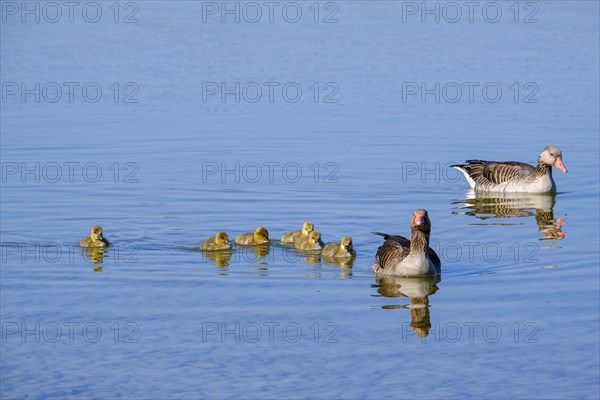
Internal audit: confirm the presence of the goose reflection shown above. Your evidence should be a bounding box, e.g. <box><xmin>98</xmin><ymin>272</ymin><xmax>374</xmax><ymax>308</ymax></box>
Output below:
<box><xmin>81</xmin><ymin>247</ymin><xmax>106</xmax><ymax>272</ymax></box>
<box><xmin>374</xmin><ymin>275</ymin><xmax>440</xmax><ymax>337</ymax></box>
<box><xmin>452</xmin><ymin>190</ymin><xmax>566</xmax><ymax>240</ymax></box>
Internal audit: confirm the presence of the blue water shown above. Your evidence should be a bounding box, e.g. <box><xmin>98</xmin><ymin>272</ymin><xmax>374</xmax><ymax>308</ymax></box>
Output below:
<box><xmin>1</xmin><ymin>1</ymin><xmax>599</xmax><ymax>398</ymax></box>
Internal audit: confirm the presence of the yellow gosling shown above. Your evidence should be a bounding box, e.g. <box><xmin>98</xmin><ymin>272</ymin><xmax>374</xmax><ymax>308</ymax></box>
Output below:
<box><xmin>295</xmin><ymin>230</ymin><xmax>324</xmax><ymax>251</ymax></box>
<box><xmin>323</xmin><ymin>236</ymin><xmax>356</xmax><ymax>258</ymax></box>
<box><xmin>200</xmin><ymin>231</ymin><xmax>231</xmax><ymax>251</ymax></box>
<box><xmin>79</xmin><ymin>226</ymin><xmax>110</xmax><ymax>248</ymax></box>
<box><xmin>281</xmin><ymin>221</ymin><xmax>314</xmax><ymax>244</ymax></box>
<box><xmin>235</xmin><ymin>226</ymin><xmax>270</xmax><ymax>245</ymax></box>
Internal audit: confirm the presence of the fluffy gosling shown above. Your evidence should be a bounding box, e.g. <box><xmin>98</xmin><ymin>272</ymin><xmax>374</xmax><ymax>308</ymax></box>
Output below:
<box><xmin>280</xmin><ymin>221</ymin><xmax>314</xmax><ymax>244</ymax></box>
<box><xmin>295</xmin><ymin>230</ymin><xmax>324</xmax><ymax>251</ymax></box>
<box><xmin>200</xmin><ymin>231</ymin><xmax>231</xmax><ymax>251</ymax></box>
<box><xmin>323</xmin><ymin>236</ymin><xmax>356</xmax><ymax>258</ymax></box>
<box><xmin>80</xmin><ymin>226</ymin><xmax>110</xmax><ymax>248</ymax></box>
<box><xmin>235</xmin><ymin>226</ymin><xmax>270</xmax><ymax>245</ymax></box>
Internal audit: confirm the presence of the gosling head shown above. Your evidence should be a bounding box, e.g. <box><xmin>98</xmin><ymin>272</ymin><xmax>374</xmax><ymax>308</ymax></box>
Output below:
<box><xmin>253</xmin><ymin>226</ymin><xmax>269</xmax><ymax>243</ymax></box>
<box><xmin>90</xmin><ymin>226</ymin><xmax>104</xmax><ymax>243</ymax></box>
<box><xmin>539</xmin><ymin>145</ymin><xmax>567</xmax><ymax>173</ymax></box>
<box><xmin>411</xmin><ymin>209</ymin><xmax>431</xmax><ymax>234</ymax></box>
<box><xmin>340</xmin><ymin>236</ymin><xmax>353</xmax><ymax>252</ymax></box>
<box><xmin>302</xmin><ymin>222</ymin><xmax>314</xmax><ymax>236</ymax></box>
<box><xmin>215</xmin><ymin>231</ymin><xmax>229</xmax><ymax>246</ymax></box>
<box><xmin>309</xmin><ymin>230</ymin><xmax>323</xmax><ymax>246</ymax></box>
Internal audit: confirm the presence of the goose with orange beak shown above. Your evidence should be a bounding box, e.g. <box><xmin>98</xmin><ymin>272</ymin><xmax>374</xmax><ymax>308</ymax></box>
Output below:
<box><xmin>451</xmin><ymin>145</ymin><xmax>567</xmax><ymax>193</ymax></box>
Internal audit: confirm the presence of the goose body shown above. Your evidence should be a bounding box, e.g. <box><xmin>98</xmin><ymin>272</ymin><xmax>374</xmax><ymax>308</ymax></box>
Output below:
<box><xmin>295</xmin><ymin>230</ymin><xmax>324</xmax><ymax>251</ymax></box>
<box><xmin>452</xmin><ymin>145</ymin><xmax>567</xmax><ymax>193</ymax></box>
<box><xmin>281</xmin><ymin>222</ymin><xmax>314</xmax><ymax>244</ymax></box>
<box><xmin>80</xmin><ymin>226</ymin><xmax>110</xmax><ymax>248</ymax></box>
<box><xmin>200</xmin><ymin>231</ymin><xmax>231</xmax><ymax>251</ymax></box>
<box><xmin>373</xmin><ymin>210</ymin><xmax>441</xmax><ymax>277</ymax></box>
<box><xmin>235</xmin><ymin>227</ymin><xmax>270</xmax><ymax>245</ymax></box>
<box><xmin>322</xmin><ymin>236</ymin><xmax>356</xmax><ymax>258</ymax></box>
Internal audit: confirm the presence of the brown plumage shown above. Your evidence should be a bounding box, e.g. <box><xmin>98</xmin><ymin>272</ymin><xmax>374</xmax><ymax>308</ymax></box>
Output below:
<box><xmin>452</xmin><ymin>145</ymin><xmax>567</xmax><ymax>193</ymax></box>
<box><xmin>373</xmin><ymin>209</ymin><xmax>441</xmax><ymax>276</ymax></box>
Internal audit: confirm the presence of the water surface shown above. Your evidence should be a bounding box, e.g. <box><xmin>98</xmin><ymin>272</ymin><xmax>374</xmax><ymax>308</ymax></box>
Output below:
<box><xmin>1</xmin><ymin>1</ymin><xmax>599</xmax><ymax>398</ymax></box>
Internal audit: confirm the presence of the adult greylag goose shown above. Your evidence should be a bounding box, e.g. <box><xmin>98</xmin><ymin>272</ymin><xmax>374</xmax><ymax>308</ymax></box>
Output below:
<box><xmin>373</xmin><ymin>209</ymin><xmax>441</xmax><ymax>276</ymax></box>
<box><xmin>452</xmin><ymin>145</ymin><xmax>567</xmax><ymax>193</ymax></box>
<box><xmin>235</xmin><ymin>227</ymin><xmax>270</xmax><ymax>245</ymax></box>
<box><xmin>80</xmin><ymin>226</ymin><xmax>110</xmax><ymax>248</ymax></box>
<box><xmin>200</xmin><ymin>231</ymin><xmax>231</xmax><ymax>251</ymax></box>
<box><xmin>280</xmin><ymin>222</ymin><xmax>314</xmax><ymax>244</ymax></box>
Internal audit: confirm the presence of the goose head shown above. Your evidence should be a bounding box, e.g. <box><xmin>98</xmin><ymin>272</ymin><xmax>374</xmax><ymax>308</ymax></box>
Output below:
<box><xmin>253</xmin><ymin>226</ymin><xmax>269</xmax><ymax>243</ymax></box>
<box><xmin>539</xmin><ymin>145</ymin><xmax>567</xmax><ymax>173</ymax></box>
<box><xmin>215</xmin><ymin>231</ymin><xmax>230</xmax><ymax>246</ymax></box>
<box><xmin>340</xmin><ymin>236</ymin><xmax>353</xmax><ymax>252</ymax></box>
<box><xmin>90</xmin><ymin>226</ymin><xmax>105</xmax><ymax>243</ymax></box>
<box><xmin>411</xmin><ymin>209</ymin><xmax>431</xmax><ymax>234</ymax></box>
<box><xmin>302</xmin><ymin>221</ymin><xmax>314</xmax><ymax>236</ymax></box>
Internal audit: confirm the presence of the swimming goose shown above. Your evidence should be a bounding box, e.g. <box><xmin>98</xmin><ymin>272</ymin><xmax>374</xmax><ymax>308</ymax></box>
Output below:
<box><xmin>281</xmin><ymin>222</ymin><xmax>314</xmax><ymax>244</ymax></box>
<box><xmin>373</xmin><ymin>209</ymin><xmax>441</xmax><ymax>276</ymax></box>
<box><xmin>322</xmin><ymin>236</ymin><xmax>356</xmax><ymax>258</ymax></box>
<box><xmin>235</xmin><ymin>226</ymin><xmax>270</xmax><ymax>245</ymax></box>
<box><xmin>295</xmin><ymin>230</ymin><xmax>324</xmax><ymax>251</ymax></box>
<box><xmin>452</xmin><ymin>145</ymin><xmax>567</xmax><ymax>193</ymax></box>
<box><xmin>80</xmin><ymin>226</ymin><xmax>110</xmax><ymax>248</ymax></box>
<box><xmin>200</xmin><ymin>231</ymin><xmax>231</xmax><ymax>251</ymax></box>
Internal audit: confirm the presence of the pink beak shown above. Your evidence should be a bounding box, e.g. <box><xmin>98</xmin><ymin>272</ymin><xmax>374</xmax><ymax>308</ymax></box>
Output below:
<box><xmin>554</xmin><ymin>156</ymin><xmax>567</xmax><ymax>173</ymax></box>
<box><xmin>414</xmin><ymin>214</ymin><xmax>425</xmax><ymax>225</ymax></box>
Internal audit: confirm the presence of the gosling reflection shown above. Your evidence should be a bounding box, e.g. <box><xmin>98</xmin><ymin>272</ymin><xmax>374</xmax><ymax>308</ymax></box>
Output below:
<box><xmin>375</xmin><ymin>275</ymin><xmax>440</xmax><ymax>338</ymax></box>
<box><xmin>452</xmin><ymin>190</ymin><xmax>566</xmax><ymax>240</ymax></box>
<box><xmin>202</xmin><ymin>249</ymin><xmax>233</xmax><ymax>267</ymax></box>
<box><xmin>202</xmin><ymin>243</ymin><xmax>272</xmax><ymax>268</ymax></box>
<box><xmin>322</xmin><ymin>254</ymin><xmax>354</xmax><ymax>277</ymax></box>
<box><xmin>323</xmin><ymin>256</ymin><xmax>354</xmax><ymax>269</ymax></box>
<box><xmin>252</xmin><ymin>243</ymin><xmax>271</xmax><ymax>259</ymax></box>
<box><xmin>81</xmin><ymin>247</ymin><xmax>106</xmax><ymax>271</ymax></box>
<box><xmin>326</xmin><ymin>262</ymin><xmax>353</xmax><ymax>278</ymax></box>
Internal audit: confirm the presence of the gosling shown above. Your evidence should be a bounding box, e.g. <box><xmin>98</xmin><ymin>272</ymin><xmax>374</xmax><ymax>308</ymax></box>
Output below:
<box><xmin>280</xmin><ymin>222</ymin><xmax>314</xmax><ymax>244</ymax></box>
<box><xmin>236</xmin><ymin>226</ymin><xmax>270</xmax><ymax>245</ymax></box>
<box><xmin>322</xmin><ymin>236</ymin><xmax>356</xmax><ymax>258</ymax></box>
<box><xmin>200</xmin><ymin>231</ymin><xmax>231</xmax><ymax>251</ymax></box>
<box><xmin>295</xmin><ymin>230</ymin><xmax>324</xmax><ymax>251</ymax></box>
<box><xmin>80</xmin><ymin>226</ymin><xmax>110</xmax><ymax>248</ymax></box>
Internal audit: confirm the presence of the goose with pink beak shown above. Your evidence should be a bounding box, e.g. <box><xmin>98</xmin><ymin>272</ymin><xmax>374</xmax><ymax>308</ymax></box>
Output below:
<box><xmin>451</xmin><ymin>145</ymin><xmax>567</xmax><ymax>193</ymax></box>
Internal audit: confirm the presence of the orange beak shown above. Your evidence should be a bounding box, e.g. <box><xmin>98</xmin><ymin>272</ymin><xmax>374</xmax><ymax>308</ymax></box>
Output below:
<box><xmin>554</xmin><ymin>156</ymin><xmax>567</xmax><ymax>173</ymax></box>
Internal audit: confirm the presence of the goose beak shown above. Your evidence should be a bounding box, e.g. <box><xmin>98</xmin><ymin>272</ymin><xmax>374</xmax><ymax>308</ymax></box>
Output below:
<box><xmin>414</xmin><ymin>214</ymin><xmax>425</xmax><ymax>225</ymax></box>
<box><xmin>554</xmin><ymin>157</ymin><xmax>567</xmax><ymax>173</ymax></box>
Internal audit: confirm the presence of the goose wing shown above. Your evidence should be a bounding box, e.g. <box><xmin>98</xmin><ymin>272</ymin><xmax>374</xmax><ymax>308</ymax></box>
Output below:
<box><xmin>453</xmin><ymin>160</ymin><xmax>535</xmax><ymax>185</ymax></box>
<box><xmin>373</xmin><ymin>232</ymin><xmax>410</xmax><ymax>270</ymax></box>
